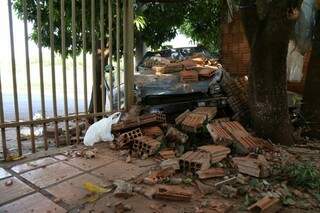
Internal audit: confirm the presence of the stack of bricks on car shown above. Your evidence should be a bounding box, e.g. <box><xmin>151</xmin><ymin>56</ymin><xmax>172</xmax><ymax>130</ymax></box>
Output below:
<box><xmin>143</xmin><ymin>54</ymin><xmax>223</xmax><ymax>83</ymax></box>
<box><xmin>206</xmin><ymin>120</ymin><xmax>273</xmax><ymax>154</ymax></box>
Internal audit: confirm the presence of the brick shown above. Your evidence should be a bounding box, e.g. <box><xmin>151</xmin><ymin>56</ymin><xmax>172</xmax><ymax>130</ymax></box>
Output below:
<box><xmin>144</xmin><ymin>167</ymin><xmax>175</xmax><ymax>185</ymax></box>
<box><xmin>198</xmin><ymin>145</ymin><xmax>231</xmax><ymax>163</ymax></box>
<box><xmin>233</xmin><ymin>154</ymin><xmax>270</xmax><ymax>178</ymax></box>
<box><xmin>132</xmin><ymin>136</ymin><xmax>161</xmax><ymax>158</ymax></box>
<box><xmin>192</xmin><ymin>107</ymin><xmax>217</xmax><ymax>120</ymax></box>
<box><xmin>142</xmin><ymin>126</ymin><xmax>163</xmax><ymax>138</ymax></box>
<box><xmin>181</xmin><ymin>113</ymin><xmax>207</xmax><ymax>133</ymax></box>
<box><xmin>196</xmin><ymin>168</ymin><xmax>226</xmax><ymax>179</ymax></box>
<box><xmin>116</xmin><ymin>128</ymin><xmax>143</xmax><ymax>148</ymax></box>
<box><xmin>153</xmin><ymin>185</ymin><xmax>192</xmax><ymax>201</ymax></box>
<box><xmin>206</xmin><ymin>123</ymin><xmax>234</xmax><ymax>145</ymax></box>
<box><xmin>180</xmin><ymin>70</ymin><xmax>199</xmax><ymax>83</ymax></box>
<box><xmin>179</xmin><ymin>151</ymin><xmax>211</xmax><ymax>173</ymax></box>
<box><xmin>175</xmin><ymin>109</ymin><xmax>191</xmax><ymax>125</ymax></box>
<box><xmin>181</xmin><ymin>59</ymin><xmax>197</xmax><ymax>70</ymax></box>
<box><xmin>191</xmin><ymin>57</ymin><xmax>206</xmax><ymax>66</ymax></box>
<box><xmin>112</xmin><ymin>113</ymin><xmax>166</xmax><ymax>132</ymax></box>
<box><xmin>159</xmin><ymin>149</ymin><xmax>176</xmax><ymax>159</ymax></box>
<box><xmin>165</xmin><ymin>127</ymin><xmax>189</xmax><ymax>144</ymax></box>
<box><xmin>198</xmin><ymin>67</ymin><xmax>217</xmax><ymax>78</ymax></box>
<box><xmin>248</xmin><ymin>196</ymin><xmax>281</xmax><ymax>213</ymax></box>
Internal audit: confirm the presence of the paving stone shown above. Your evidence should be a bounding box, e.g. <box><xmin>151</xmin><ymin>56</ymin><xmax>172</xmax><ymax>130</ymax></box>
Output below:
<box><xmin>53</xmin><ymin>155</ymin><xmax>68</xmax><ymax>161</ymax></box>
<box><xmin>0</xmin><ymin>168</ymin><xmax>11</xmax><ymax>180</ymax></box>
<box><xmin>0</xmin><ymin>192</ymin><xmax>66</xmax><ymax>213</ymax></box>
<box><xmin>11</xmin><ymin>157</ymin><xmax>58</xmax><ymax>174</ymax></box>
<box><xmin>21</xmin><ymin>162</ymin><xmax>82</xmax><ymax>188</ymax></box>
<box><xmin>64</xmin><ymin>154</ymin><xmax>115</xmax><ymax>171</ymax></box>
<box><xmin>46</xmin><ymin>173</ymin><xmax>105</xmax><ymax>208</ymax></box>
<box><xmin>0</xmin><ymin>177</ymin><xmax>34</xmax><ymax>205</ymax></box>
<box><xmin>91</xmin><ymin>160</ymin><xmax>149</xmax><ymax>181</ymax></box>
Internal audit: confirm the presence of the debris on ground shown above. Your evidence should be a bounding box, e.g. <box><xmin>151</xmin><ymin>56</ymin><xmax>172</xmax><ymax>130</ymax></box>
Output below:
<box><xmin>5</xmin><ymin>179</ymin><xmax>13</xmax><ymax>186</ymax></box>
<box><xmin>248</xmin><ymin>196</ymin><xmax>281</xmax><ymax>213</ymax></box>
<box><xmin>153</xmin><ymin>185</ymin><xmax>192</xmax><ymax>201</ymax></box>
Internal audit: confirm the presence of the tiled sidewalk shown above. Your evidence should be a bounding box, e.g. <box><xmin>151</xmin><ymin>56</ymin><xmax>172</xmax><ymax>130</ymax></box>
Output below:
<box><xmin>0</xmin><ymin>146</ymin><xmax>156</xmax><ymax>213</ymax></box>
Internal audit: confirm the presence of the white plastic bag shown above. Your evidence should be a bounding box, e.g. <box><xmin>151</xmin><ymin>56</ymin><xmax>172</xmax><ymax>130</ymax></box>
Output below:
<box><xmin>287</xmin><ymin>41</ymin><xmax>304</xmax><ymax>82</ymax></box>
<box><xmin>84</xmin><ymin>112</ymin><xmax>121</xmax><ymax>146</ymax></box>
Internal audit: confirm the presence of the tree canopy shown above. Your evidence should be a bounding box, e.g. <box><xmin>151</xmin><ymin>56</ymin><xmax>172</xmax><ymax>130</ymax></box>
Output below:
<box><xmin>13</xmin><ymin>0</ymin><xmax>223</xmax><ymax>55</ymax></box>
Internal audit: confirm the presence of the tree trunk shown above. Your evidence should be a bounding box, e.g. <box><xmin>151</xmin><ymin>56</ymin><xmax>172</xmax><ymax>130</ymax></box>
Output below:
<box><xmin>88</xmin><ymin>40</ymin><xmax>108</xmax><ymax>115</ymax></box>
<box><xmin>240</xmin><ymin>1</ymin><xmax>297</xmax><ymax>145</ymax></box>
<box><xmin>135</xmin><ymin>31</ymin><xmax>146</xmax><ymax>66</ymax></box>
<box><xmin>303</xmin><ymin>11</ymin><xmax>320</xmax><ymax>123</ymax></box>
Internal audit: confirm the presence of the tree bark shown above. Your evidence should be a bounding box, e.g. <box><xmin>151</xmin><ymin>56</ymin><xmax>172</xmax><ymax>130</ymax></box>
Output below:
<box><xmin>88</xmin><ymin>40</ymin><xmax>109</xmax><ymax>115</ymax></box>
<box><xmin>303</xmin><ymin>11</ymin><xmax>320</xmax><ymax>123</ymax></box>
<box><xmin>240</xmin><ymin>1</ymin><xmax>297</xmax><ymax>145</ymax></box>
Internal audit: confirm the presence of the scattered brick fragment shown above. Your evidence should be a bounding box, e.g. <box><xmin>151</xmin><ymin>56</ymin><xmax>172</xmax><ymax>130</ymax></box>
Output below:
<box><xmin>153</xmin><ymin>185</ymin><xmax>192</xmax><ymax>201</ymax></box>
<box><xmin>181</xmin><ymin>113</ymin><xmax>207</xmax><ymax>133</ymax></box>
<box><xmin>233</xmin><ymin>154</ymin><xmax>270</xmax><ymax>178</ymax></box>
<box><xmin>248</xmin><ymin>196</ymin><xmax>281</xmax><ymax>213</ymax></box>
<box><xmin>196</xmin><ymin>168</ymin><xmax>225</xmax><ymax>179</ymax></box>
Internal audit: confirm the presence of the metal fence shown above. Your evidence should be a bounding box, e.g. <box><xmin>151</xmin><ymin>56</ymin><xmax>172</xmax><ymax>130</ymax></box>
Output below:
<box><xmin>0</xmin><ymin>0</ymin><xmax>134</xmax><ymax>161</ymax></box>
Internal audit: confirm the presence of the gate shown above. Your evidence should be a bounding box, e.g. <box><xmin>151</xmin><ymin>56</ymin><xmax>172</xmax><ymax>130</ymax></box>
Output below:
<box><xmin>0</xmin><ymin>0</ymin><xmax>135</xmax><ymax>161</ymax></box>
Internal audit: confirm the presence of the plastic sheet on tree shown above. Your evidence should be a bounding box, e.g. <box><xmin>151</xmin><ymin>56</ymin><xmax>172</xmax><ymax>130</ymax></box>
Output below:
<box><xmin>287</xmin><ymin>41</ymin><xmax>304</xmax><ymax>82</ymax></box>
<box><xmin>294</xmin><ymin>0</ymin><xmax>316</xmax><ymax>54</ymax></box>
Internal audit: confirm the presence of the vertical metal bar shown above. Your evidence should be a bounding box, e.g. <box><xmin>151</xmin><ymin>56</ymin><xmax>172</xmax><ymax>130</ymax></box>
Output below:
<box><xmin>116</xmin><ymin>0</ymin><xmax>121</xmax><ymax>110</ymax></box>
<box><xmin>100</xmin><ymin>0</ymin><xmax>105</xmax><ymax>113</ymax></box>
<box><xmin>61</xmin><ymin>0</ymin><xmax>70</xmax><ymax>145</ymax></box>
<box><xmin>91</xmin><ymin>0</ymin><xmax>97</xmax><ymax>117</ymax></box>
<box><xmin>8</xmin><ymin>0</ymin><xmax>22</xmax><ymax>156</ymax></box>
<box><xmin>127</xmin><ymin>0</ymin><xmax>135</xmax><ymax>107</ymax></box>
<box><xmin>72</xmin><ymin>0</ymin><xmax>80</xmax><ymax>143</ymax></box>
<box><xmin>82</xmin><ymin>0</ymin><xmax>88</xmax><ymax>113</ymax></box>
<box><xmin>123</xmin><ymin>0</ymin><xmax>128</xmax><ymax>109</ymax></box>
<box><xmin>49</xmin><ymin>0</ymin><xmax>59</xmax><ymax>146</ymax></box>
<box><xmin>23</xmin><ymin>0</ymin><xmax>36</xmax><ymax>153</ymax></box>
<box><xmin>37</xmin><ymin>0</ymin><xmax>48</xmax><ymax>150</ymax></box>
<box><xmin>108</xmin><ymin>0</ymin><xmax>113</xmax><ymax>112</ymax></box>
<box><xmin>0</xmin><ymin>71</ymin><xmax>7</xmax><ymax>160</ymax></box>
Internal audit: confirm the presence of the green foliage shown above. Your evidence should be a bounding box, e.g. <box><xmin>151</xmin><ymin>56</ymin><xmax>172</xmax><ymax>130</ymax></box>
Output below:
<box><xmin>180</xmin><ymin>0</ymin><xmax>222</xmax><ymax>53</ymax></box>
<box><xmin>14</xmin><ymin>0</ymin><xmax>223</xmax><ymax>55</ymax></box>
<box><xmin>284</xmin><ymin>162</ymin><xmax>320</xmax><ymax>190</ymax></box>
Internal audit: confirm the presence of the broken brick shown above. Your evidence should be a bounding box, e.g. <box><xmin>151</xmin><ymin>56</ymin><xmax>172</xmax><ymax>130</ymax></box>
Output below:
<box><xmin>181</xmin><ymin>113</ymin><xmax>207</xmax><ymax>133</ymax></box>
<box><xmin>198</xmin><ymin>145</ymin><xmax>231</xmax><ymax>163</ymax></box>
<box><xmin>165</xmin><ymin>127</ymin><xmax>189</xmax><ymax>144</ymax></box>
<box><xmin>142</xmin><ymin>126</ymin><xmax>163</xmax><ymax>139</ymax></box>
<box><xmin>196</xmin><ymin>168</ymin><xmax>226</xmax><ymax>179</ymax></box>
<box><xmin>159</xmin><ymin>149</ymin><xmax>176</xmax><ymax>159</ymax></box>
<box><xmin>179</xmin><ymin>151</ymin><xmax>211</xmax><ymax>173</ymax></box>
<box><xmin>144</xmin><ymin>167</ymin><xmax>175</xmax><ymax>185</ymax></box>
<box><xmin>116</xmin><ymin>128</ymin><xmax>143</xmax><ymax>149</ymax></box>
<box><xmin>175</xmin><ymin>110</ymin><xmax>191</xmax><ymax>125</ymax></box>
<box><xmin>248</xmin><ymin>196</ymin><xmax>281</xmax><ymax>213</ymax></box>
<box><xmin>132</xmin><ymin>136</ymin><xmax>161</xmax><ymax>158</ymax></box>
<box><xmin>181</xmin><ymin>59</ymin><xmax>197</xmax><ymax>70</ymax></box>
<box><xmin>193</xmin><ymin>107</ymin><xmax>217</xmax><ymax>120</ymax></box>
<box><xmin>153</xmin><ymin>185</ymin><xmax>192</xmax><ymax>201</ymax></box>
<box><xmin>233</xmin><ymin>154</ymin><xmax>270</xmax><ymax>178</ymax></box>
<box><xmin>112</xmin><ymin>113</ymin><xmax>166</xmax><ymax>132</ymax></box>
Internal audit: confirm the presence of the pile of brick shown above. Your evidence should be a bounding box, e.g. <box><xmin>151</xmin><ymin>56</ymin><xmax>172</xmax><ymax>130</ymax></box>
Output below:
<box><xmin>132</xmin><ymin>136</ymin><xmax>161</xmax><ymax>158</ymax></box>
<box><xmin>206</xmin><ymin>121</ymin><xmax>273</xmax><ymax>154</ymax></box>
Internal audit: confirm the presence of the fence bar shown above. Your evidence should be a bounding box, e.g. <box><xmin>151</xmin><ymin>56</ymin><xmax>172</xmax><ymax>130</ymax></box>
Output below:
<box><xmin>23</xmin><ymin>0</ymin><xmax>36</xmax><ymax>153</ymax></box>
<box><xmin>61</xmin><ymin>0</ymin><xmax>70</xmax><ymax>145</ymax></box>
<box><xmin>92</xmin><ymin>0</ymin><xmax>97</xmax><ymax>118</ymax></box>
<box><xmin>49</xmin><ymin>0</ymin><xmax>60</xmax><ymax>146</ymax></box>
<box><xmin>0</xmin><ymin>111</ymin><xmax>124</xmax><ymax>129</ymax></box>
<box><xmin>72</xmin><ymin>0</ymin><xmax>80</xmax><ymax>143</ymax></box>
<box><xmin>8</xmin><ymin>0</ymin><xmax>22</xmax><ymax>156</ymax></box>
<box><xmin>82</xmin><ymin>0</ymin><xmax>88</xmax><ymax>114</ymax></box>
<box><xmin>123</xmin><ymin>0</ymin><xmax>134</xmax><ymax>109</ymax></box>
<box><xmin>0</xmin><ymin>71</ymin><xmax>7</xmax><ymax>160</ymax></box>
<box><xmin>36</xmin><ymin>0</ymin><xmax>48</xmax><ymax>150</ymax></box>
<box><xmin>116</xmin><ymin>0</ymin><xmax>121</xmax><ymax>110</ymax></box>
<box><xmin>123</xmin><ymin>0</ymin><xmax>128</xmax><ymax>109</ymax></box>
<box><xmin>100</xmin><ymin>0</ymin><xmax>106</xmax><ymax>113</ymax></box>
<box><xmin>108</xmin><ymin>0</ymin><xmax>114</xmax><ymax>112</ymax></box>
